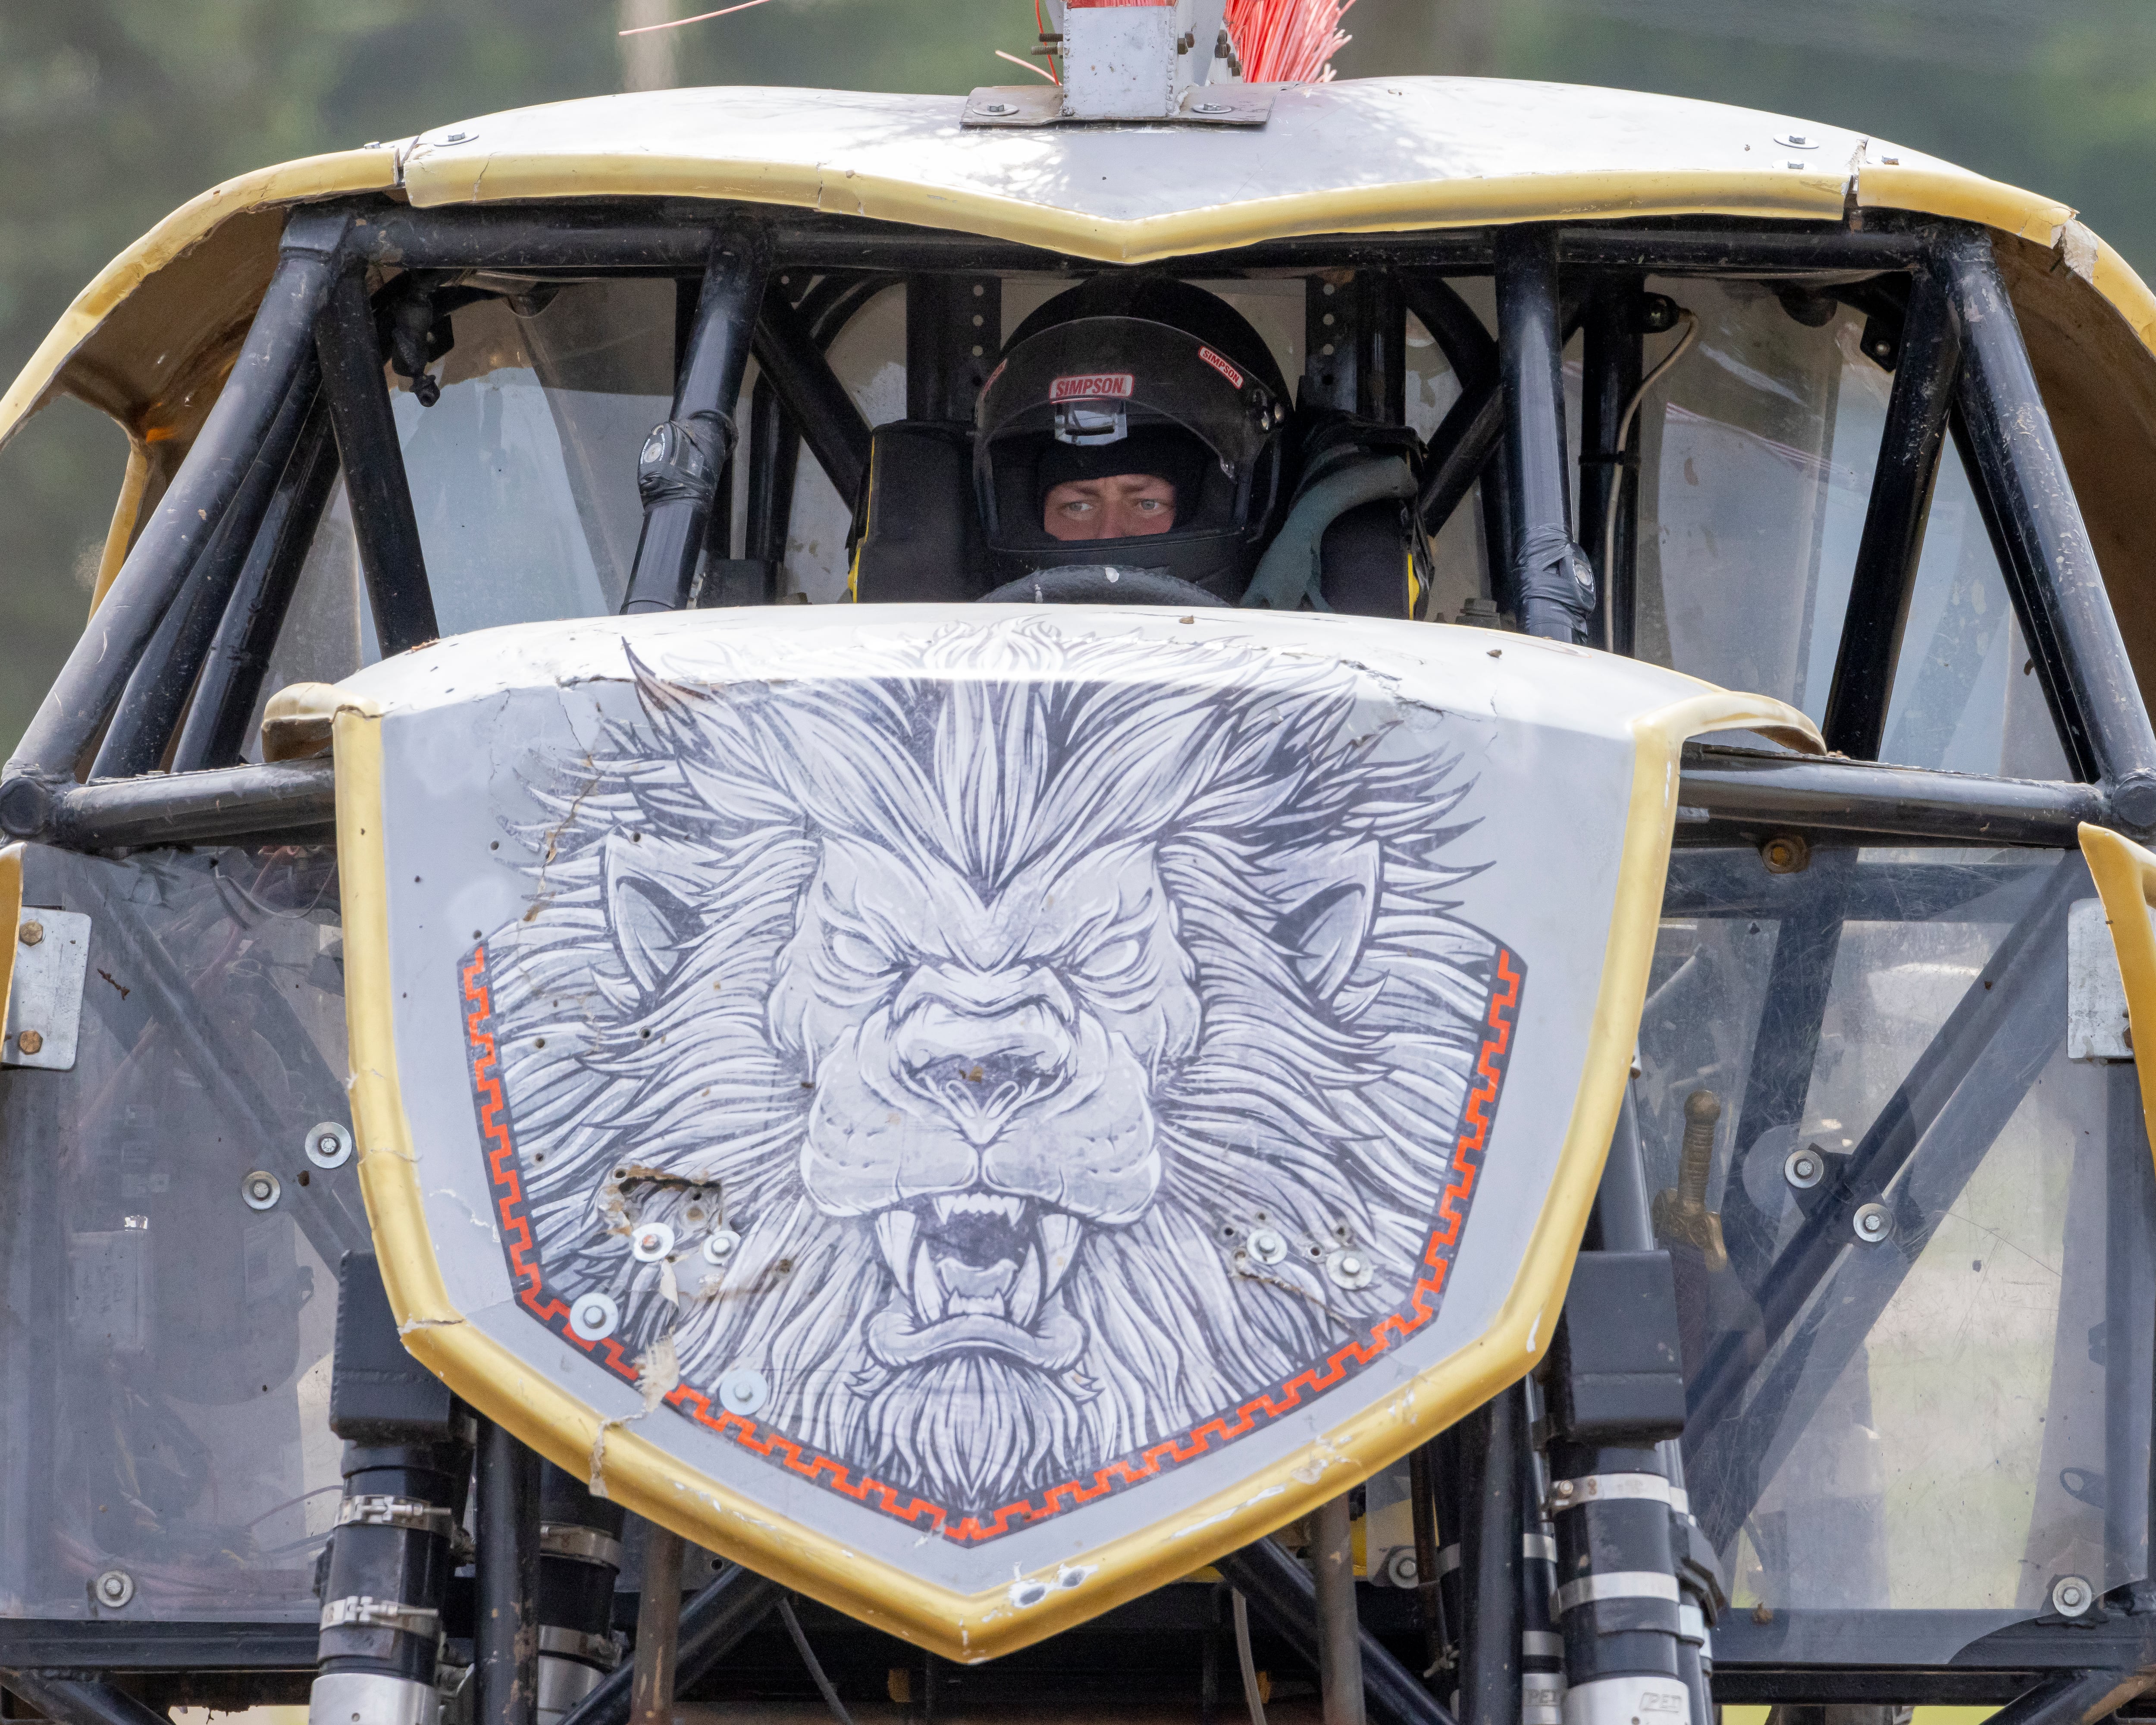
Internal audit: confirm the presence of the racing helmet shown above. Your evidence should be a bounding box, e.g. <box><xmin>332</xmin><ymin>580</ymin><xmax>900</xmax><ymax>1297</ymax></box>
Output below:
<box><xmin>973</xmin><ymin>278</ymin><xmax>1291</xmax><ymax>599</ymax></box>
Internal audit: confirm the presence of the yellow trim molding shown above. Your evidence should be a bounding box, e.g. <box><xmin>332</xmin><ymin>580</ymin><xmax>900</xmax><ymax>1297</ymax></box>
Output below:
<box><xmin>335</xmin><ymin>689</ymin><xmax>1819</xmax><ymax>1662</ymax></box>
<box><xmin>2079</xmin><ymin>822</ymin><xmax>2156</xmax><ymax>1159</ymax></box>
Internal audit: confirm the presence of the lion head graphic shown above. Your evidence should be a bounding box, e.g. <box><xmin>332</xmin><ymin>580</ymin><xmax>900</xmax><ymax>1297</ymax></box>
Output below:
<box><xmin>478</xmin><ymin>620</ymin><xmax>1504</xmax><ymax>1519</ymax></box>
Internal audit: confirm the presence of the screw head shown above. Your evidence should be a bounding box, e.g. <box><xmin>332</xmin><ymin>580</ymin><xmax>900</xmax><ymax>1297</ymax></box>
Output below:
<box><xmin>1775</xmin><ymin>132</ymin><xmax>1817</xmax><ymax>149</ymax></box>
<box><xmin>442</xmin><ymin>130</ymin><xmax>476</xmax><ymax>144</ymax></box>
<box><xmin>1192</xmin><ymin>101</ymin><xmax>1231</xmax><ymax>116</ymax></box>
<box><xmin>569</xmin><ymin>1291</ymin><xmax>620</xmax><ymax>1342</ymax></box>
<box><xmin>91</xmin><ymin>1569</ymin><xmax>134</xmax><ymax>1608</ymax></box>
<box><xmin>1761</xmin><ymin>833</ymin><xmax>1810</xmax><ymax>875</ymax></box>
<box><xmin>1852</xmin><ymin>1201</ymin><xmax>1891</xmax><ymax>1243</ymax></box>
<box><xmin>15</xmin><ymin>1029</ymin><xmax>43</xmax><ymax>1057</ymax></box>
<box><xmin>2052</xmin><ymin>1574</ymin><xmax>2093</xmax><ymax>1617</ymax></box>
<box><xmin>631</xmin><ymin>1222</ymin><xmax>676</xmax><ymax>1263</ymax></box>
<box><xmin>18</xmin><ymin>920</ymin><xmax>42</xmax><ymax>947</ymax></box>
<box><xmin>1384</xmin><ymin>1547</ymin><xmax>1419</xmax><ymax>1586</ymax></box>
<box><xmin>306</xmin><ymin>1121</ymin><xmax>354</xmax><ymax>1170</ymax></box>
<box><xmin>1553</xmin><ymin>1479</ymin><xmax>1576</xmax><ymax>1499</ymax></box>
<box><xmin>1247</xmin><ymin>1228</ymin><xmax>1288</xmax><ymax>1266</ymax></box>
<box><xmin>718</xmin><ymin>1367</ymin><xmax>769</xmax><ymax>1416</ymax></box>
<box><xmin>241</xmin><ymin>1170</ymin><xmax>282</xmax><ymax>1211</ymax></box>
<box><xmin>1326</xmin><ymin>1247</ymin><xmax>1376</xmax><ymax>1290</ymax></box>
<box><xmin>1784</xmin><ymin>1146</ymin><xmax>1825</xmax><ymax>1190</ymax></box>
<box><xmin>978</xmin><ymin>101</ymin><xmax>1016</xmax><ymax>116</ymax></box>
<box><xmin>702</xmin><ymin>1226</ymin><xmax>741</xmax><ymax>1265</ymax></box>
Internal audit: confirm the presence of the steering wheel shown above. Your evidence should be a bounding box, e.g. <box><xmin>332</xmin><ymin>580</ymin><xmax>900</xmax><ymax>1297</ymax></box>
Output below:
<box><xmin>974</xmin><ymin>565</ymin><xmax>1229</xmax><ymax>607</ymax></box>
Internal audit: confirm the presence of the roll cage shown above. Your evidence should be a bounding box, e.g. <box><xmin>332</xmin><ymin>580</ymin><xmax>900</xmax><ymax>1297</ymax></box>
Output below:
<box><xmin>2</xmin><ymin>194</ymin><xmax>2155</xmax><ymax>1725</ymax></box>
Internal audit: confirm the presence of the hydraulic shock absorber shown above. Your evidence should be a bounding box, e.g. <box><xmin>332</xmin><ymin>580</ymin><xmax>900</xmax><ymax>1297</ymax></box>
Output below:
<box><xmin>1664</xmin><ymin>1453</ymin><xmax>1727</xmax><ymax>1725</ymax></box>
<box><xmin>311</xmin><ymin>1255</ymin><xmax>475</xmax><ymax>1725</ymax></box>
<box><xmin>535</xmin><ymin>1463</ymin><xmax>628</xmax><ymax>1725</ymax></box>
<box><xmin>1544</xmin><ymin>1251</ymin><xmax>1692</xmax><ymax>1725</ymax></box>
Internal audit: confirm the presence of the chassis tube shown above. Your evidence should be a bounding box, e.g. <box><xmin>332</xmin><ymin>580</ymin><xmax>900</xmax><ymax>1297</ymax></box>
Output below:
<box><xmin>1945</xmin><ymin>231</ymin><xmax>2156</xmax><ymax>825</ymax></box>
<box><xmin>1494</xmin><ymin>228</ymin><xmax>1591</xmax><ymax>642</ymax></box>
<box><xmin>1458</xmin><ymin>1386</ymin><xmax>1524</xmax><ymax>1725</ymax></box>
<box><xmin>476</xmin><ymin>1421</ymin><xmax>542</xmax><ymax>1725</ymax></box>
<box><xmin>1</xmin><ymin>209</ymin><xmax>345</xmax><ymax>808</ymax></box>
<box><xmin>622</xmin><ymin>216</ymin><xmax>771</xmax><ymax>613</ymax></box>
<box><xmin>555</xmin><ymin>1563</ymin><xmax>783</xmax><ymax>1725</ymax></box>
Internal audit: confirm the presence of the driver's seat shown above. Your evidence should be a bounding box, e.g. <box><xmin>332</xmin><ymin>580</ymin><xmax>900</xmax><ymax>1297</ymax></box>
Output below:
<box><xmin>846</xmin><ymin>422</ymin><xmax>989</xmax><ymax>603</ymax></box>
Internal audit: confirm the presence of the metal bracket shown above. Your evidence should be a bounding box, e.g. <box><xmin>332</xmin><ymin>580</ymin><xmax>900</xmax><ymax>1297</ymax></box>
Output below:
<box><xmin>2069</xmin><ymin>897</ymin><xmax>2140</xmax><ymax>1060</ymax></box>
<box><xmin>337</xmin><ymin>1494</ymin><xmax>456</xmax><ymax>1537</ymax></box>
<box><xmin>5</xmin><ymin>907</ymin><xmax>90</xmax><ymax>1071</ymax></box>
<box><xmin>962</xmin><ymin>80</ymin><xmax>1273</xmax><ymax>129</ymax></box>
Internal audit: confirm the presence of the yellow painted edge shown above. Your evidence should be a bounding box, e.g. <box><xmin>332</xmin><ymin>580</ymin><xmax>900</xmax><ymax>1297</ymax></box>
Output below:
<box><xmin>406</xmin><ymin>157</ymin><xmax>1852</xmax><ymax>266</ymax></box>
<box><xmin>0</xmin><ymin>845</ymin><xmax>24</xmax><ymax>1044</ymax></box>
<box><xmin>1856</xmin><ymin>163</ymin><xmax>2074</xmax><ymax>248</ymax></box>
<box><xmin>87</xmin><ymin>438</ymin><xmax>152</xmax><ymax>618</ymax></box>
<box><xmin>338</xmin><ymin>680</ymin><xmax>1818</xmax><ymax>1662</ymax></box>
<box><xmin>2078</xmin><ymin>822</ymin><xmax>2156</xmax><ymax>1164</ymax></box>
<box><xmin>0</xmin><ymin>147</ymin><xmax>401</xmax><ymax>457</ymax></box>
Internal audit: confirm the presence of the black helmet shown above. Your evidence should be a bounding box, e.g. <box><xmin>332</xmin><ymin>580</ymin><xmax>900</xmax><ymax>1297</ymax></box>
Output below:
<box><xmin>974</xmin><ymin>278</ymin><xmax>1290</xmax><ymax>599</ymax></box>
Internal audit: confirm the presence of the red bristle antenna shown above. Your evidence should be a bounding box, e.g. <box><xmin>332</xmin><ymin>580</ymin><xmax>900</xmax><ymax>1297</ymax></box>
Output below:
<box><xmin>1223</xmin><ymin>0</ymin><xmax>1355</xmax><ymax>83</ymax></box>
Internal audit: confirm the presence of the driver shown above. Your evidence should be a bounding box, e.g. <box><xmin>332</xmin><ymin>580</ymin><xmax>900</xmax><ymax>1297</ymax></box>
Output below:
<box><xmin>975</xmin><ymin>276</ymin><xmax>1289</xmax><ymax>599</ymax></box>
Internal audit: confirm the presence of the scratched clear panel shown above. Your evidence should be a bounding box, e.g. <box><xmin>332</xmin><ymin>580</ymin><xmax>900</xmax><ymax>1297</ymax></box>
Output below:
<box><xmin>1645</xmin><ymin>843</ymin><xmax>2150</xmax><ymax>1619</ymax></box>
<box><xmin>0</xmin><ymin>843</ymin><xmax>364</xmax><ymax>1619</ymax></box>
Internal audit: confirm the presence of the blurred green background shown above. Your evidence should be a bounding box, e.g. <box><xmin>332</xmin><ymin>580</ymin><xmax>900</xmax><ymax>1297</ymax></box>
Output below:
<box><xmin>4</xmin><ymin>0</ymin><xmax>2155</xmax><ymax>748</ymax></box>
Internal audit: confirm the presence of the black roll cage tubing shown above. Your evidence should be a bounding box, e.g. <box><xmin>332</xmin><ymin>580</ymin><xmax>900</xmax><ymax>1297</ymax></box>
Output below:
<box><xmin>3</xmin><ymin>201</ymin><xmax>2150</xmax><ymax>856</ymax></box>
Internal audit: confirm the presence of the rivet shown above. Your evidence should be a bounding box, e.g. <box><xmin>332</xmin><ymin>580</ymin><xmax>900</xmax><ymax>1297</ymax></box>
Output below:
<box><xmin>631</xmin><ymin>1222</ymin><xmax>675</xmax><ymax>1263</ymax></box>
<box><xmin>569</xmin><ymin>1292</ymin><xmax>619</xmax><ymax>1342</ymax></box>
<box><xmin>1247</xmin><ymin>1228</ymin><xmax>1288</xmax><ymax>1265</ymax></box>
<box><xmin>703</xmin><ymin>1227</ymin><xmax>742</xmax><ymax>1265</ymax></box>
<box><xmin>16</xmin><ymin>1029</ymin><xmax>42</xmax><ymax>1056</ymax></box>
<box><xmin>241</xmin><ymin>1170</ymin><xmax>281</xmax><ymax>1211</ymax></box>
<box><xmin>1326</xmin><ymin>1247</ymin><xmax>1376</xmax><ymax>1290</ymax></box>
<box><xmin>307</xmin><ymin>1121</ymin><xmax>355</xmax><ymax>1170</ymax></box>
<box><xmin>718</xmin><ymin>1367</ymin><xmax>769</xmax><ymax>1415</ymax></box>
<box><xmin>18</xmin><ymin>921</ymin><xmax>42</xmax><ymax>946</ymax></box>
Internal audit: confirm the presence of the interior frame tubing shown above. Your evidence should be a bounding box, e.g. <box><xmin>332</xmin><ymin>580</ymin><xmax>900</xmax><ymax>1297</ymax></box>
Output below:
<box><xmin>313</xmin><ymin>256</ymin><xmax>441</xmax><ymax>653</ymax></box>
<box><xmin>344</xmin><ymin>199</ymin><xmax>1924</xmax><ymax>278</ymax></box>
<box><xmin>622</xmin><ymin>214</ymin><xmax>773</xmax><ymax>613</ymax></box>
<box><xmin>555</xmin><ymin>1565</ymin><xmax>783</xmax><ymax>1725</ymax></box>
<box><xmin>1945</xmin><ymin>230</ymin><xmax>2156</xmax><ymax>826</ymax></box>
<box><xmin>1494</xmin><ymin>226</ymin><xmax>1583</xmax><ymax>641</ymax></box>
<box><xmin>1821</xmin><ymin>249</ymin><xmax>1964</xmax><ymax>759</ymax></box>
<box><xmin>750</xmin><ymin>287</ymin><xmax>873</xmax><ymax>506</ymax></box>
<box><xmin>1399</xmin><ymin>273</ymin><xmax>1513</xmax><ymax>594</ymax></box>
<box><xmin>1580</xmin><ymin>278</ymin><xmax>1645</xmax><ymax>656</ymax></box>
<box><xmin>92</xmin><ymin>356</ymin><xmax>325</xmax><ymax>780</ymax></box>
<box><xmin>2</xmin><ymin>207</ymin><xmax>348</xmax><ymax>799</ymax></box>
<box><xmin>476</xmin><ymin>1421</ymin><xmax>542</xmax><ymax>1725</ymax></box>
<box><xmin>168</xmin><ymin>392</ymin><xmax>342</xmax><ymax>773</ymax></box>
<box><xmin>1457</xmin><ymin>1385</ymin><xmax>1524</xmax><ymax>1725</ymax></box>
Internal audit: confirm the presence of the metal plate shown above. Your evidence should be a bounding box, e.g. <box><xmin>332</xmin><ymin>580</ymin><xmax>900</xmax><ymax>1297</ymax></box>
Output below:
<box><xmin>337</xmin><ymin>606</ymin><xmax>1814</xmax><ymax>1656</ymax></box>
<box><xmin>962</xmin><ymin>81</ymin><xmax>1276</xmax><ymax>129</ymax></box>
<box><xmin>2068</xmin><ymin>896</ymin><xmax>2138</xmax><ymax>1060</ymax></box>
<box><xmin>5</xmin><ymin>906</ymin><xmax>90</xmax><ymax>1070</ymax></box>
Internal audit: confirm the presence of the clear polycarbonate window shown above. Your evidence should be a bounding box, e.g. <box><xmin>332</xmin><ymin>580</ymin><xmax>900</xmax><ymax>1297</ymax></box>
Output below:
<box><xmin>1643</xmin><ymin>843</ymin><xmax>2149</xmax><ymax>1619</ymax></box>
<box><xmin>0</xmin><ymin>843</ymin><xmax>362</xmax><ymax>1620</ymax></box>
<box><xmin>1630</xmin><ymin>278</ymin><xmax>2070</xmax><ymax>780</ymax></box>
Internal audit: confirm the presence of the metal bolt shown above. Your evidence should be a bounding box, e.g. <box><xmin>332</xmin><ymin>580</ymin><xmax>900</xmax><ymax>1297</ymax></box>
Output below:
<box><xmin>1784</xmin><ymin>1146</ymin><xmax>1825</xmax><ymax>1190</ymax></box>
<box><xmin>631</xmin><ymin>1222</ymin><xmax>675</xmax><ymax>1263</ymax></box>
<box><xmin>1247</xmin><ymin>1228</ymin><xmax>1288</xmax><ymax>1265</ymax></box>
<box><xmin>1384</xmin><ymin>1547</ymin><xmax>1419</xmax><ymax>1586</ymax></box>
<box><xmin>1775</xmin><ymin>132</ymin><xmax>1817</xmax><ymax>149</ymax></box>
<box><xmin>443</xmin><ymin>130</ymin><xmax>476</xmax><ymax>144</ymax></box>
<box><xmin>1852</xmin><ymin>1201</ymin><xmax>1891</xmax><ymax>1243</ymax></box>
<box><xmin>718</xmin><ymin>1367</ymin><xmax>769</xmax><ymax>1416</ymax></box>
<box><xmin>978</xmin><ymin>101</ymin><xmax>1016</xmax><ymax>116</ymax></box>
<box><xmin>1192</xmin><ymin>101</ymin><xmax>1231</xmax><ymax>116</ymax></box>
<box><xmin>241</xmin><ymin>1170</ymin><xmax>281</xmax><ymax>1211</ymax></box>
<box><xmin>1761</xmin><ymin>833</ymin><xmax>1809</xmax><ymax>875</ymax></box>
<box><xmin>307</xmin><ymin>1121</ymin><xmax>355</xmax><ymax>1170</ymax></box>
<box><xmin>91</xmin><ymin>1569</ymin><xmax>134</xmax><ymax>1609</ymax></box>
<box><xmin>2052</xmin><ymin>1574</ymin><xmax>2093</xmax><ymax>1617</ymax></box>
<box><xmin>569</xmin><ymin>1291</ymin><xmax>619</xmax><ymax>1342</ymax></box>
<box><xmin>1552</xmin><ymin>1479</ymin><xmax>1576</xmax><ymax>1500</ymax></box>
<box><xmin>702</xmin><ymin>1226</ymin><xmax>741</xmax><ymax>1265</ymax></box>
<box><xmin>18</xmin><ymin>921</ymin><xmax>41</xmax><ymax>946</ymax></box>
<box><xmin>15</xmin><ymin>1029</ymin><xmax>42</xmax><ymax>1057</ymax></box>
<box><xmin>1326</xmin><ymin>1247</ymin><xmax>1376</xmax><ymax>1290</ymax></box>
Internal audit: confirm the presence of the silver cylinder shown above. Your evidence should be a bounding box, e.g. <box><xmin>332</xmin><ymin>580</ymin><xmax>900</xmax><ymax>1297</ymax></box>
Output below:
<box><xmin>536</xmin><ymin>1655</ymin><xmax>605</xmax><ymax>1725</ymax></box>
<box><xmin>309</xmin><ymin>1669</ymin><xmax>442</xmax><ymax>1725</ymax></box>
<box><xmin>1561</xmin><ymin>1673</ymin><xmax>1690</xmax><ymax>1725</ymax></box>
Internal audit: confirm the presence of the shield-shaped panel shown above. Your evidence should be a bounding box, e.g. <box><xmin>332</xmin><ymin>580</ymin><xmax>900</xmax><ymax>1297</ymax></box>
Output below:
<box><xmin>334</xmin><ymin>608</ymin><xmax>1815</xmax><ymax>1656</ymax></box>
